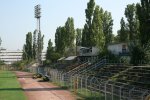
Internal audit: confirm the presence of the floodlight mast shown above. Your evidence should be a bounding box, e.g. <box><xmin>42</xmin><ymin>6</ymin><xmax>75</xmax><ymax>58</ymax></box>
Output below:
<box><xmin>34</xmin><ymin>4</ymin><xmax>42</xmax><ymax>64</ymax></box>
<box><xmin>35</xmin><ymin>4</ymin><xmax>41</xmax><ymax>33</ymax></box>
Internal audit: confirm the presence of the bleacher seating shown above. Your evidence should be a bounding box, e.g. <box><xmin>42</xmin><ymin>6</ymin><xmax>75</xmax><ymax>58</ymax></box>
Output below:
<box><xmin>113</xmin><ymin>66</ymin><xmax>150</xmax><ymax>89</ymax></box>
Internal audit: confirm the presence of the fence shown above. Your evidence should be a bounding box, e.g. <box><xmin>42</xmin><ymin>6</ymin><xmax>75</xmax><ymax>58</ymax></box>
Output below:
<box><xmin>0</xmin><ymin>65</ymin><xmax>18</xmax><ymax>71</ymax></box>
<box><xmin>29</xmin><ymin>66</ymin><xmax>150</xmax><ymax>100</ymax></box>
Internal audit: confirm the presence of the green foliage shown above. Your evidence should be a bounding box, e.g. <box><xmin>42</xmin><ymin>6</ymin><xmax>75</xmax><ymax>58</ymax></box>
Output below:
<box><xmin>99</xmin><ymin>49</ymin><xmax>120</xmax><ymax>62</ymax></box>
<box><xmin>85</xmin><ymin>0</ymin><xmax>95</xmax><ymax>27</ymax></box>
<box><xmin>82</xmin><ymin>0</ymin><xmax>95</xmax><ymax>47</ymax></box>
<box><xmin>0</xmin><ymin>37</ymin><xmax>2</xmax><ymax>46</ymax></box>
<box><xmin>55</xmin><ymin>26</ymin><xmax>66</xmax><ymax>54</ymax></box>
<box><xmin>125</xmin><ymin>3</ymin><xmax>139</xmax><ymax>41</ymax></box>
<box><xmin>76</xmin><ymin>28</ymin><xmax>82</xmax><ymax>46</ymax></box>
<box><xmin>117</xmin><ymin>17</ymin><xmax>129</xmax><ymax>42</ymax></box>
<box><xmin>136</xmin><ymin>0</ymin><xmax>150</xmax><ymax>46</ymax></box>
<box><xmin>102</xmin><ymin>10</ymin><xmax>113</xmax><ymax>46</ymax></box>
<box><xmin>46</xmin><ymin>39</ymin><xmax>61</xmax><ymax>65</ymax></box>
<box><xmin>22</xmin><ymin>32</ymin><xmax>33</xmax><ymax>61</ymax></box>
<box><xmin>12</xmin><ymin>60</ymin><xmax>28</xmax><ymax>70</ymax></box>
<box><xmin>55</xmin><ymin>17</ymin><xmax>75</xmax><ymax>56</ymax></box>
<box><xmin>82</xmin><ymin>24</ymin><xmax>88</xmax><ymax>46</ymax></box>
<box><xmin>91</xmin><ymin>5</ymin><xmax>105</xmax><ymax>51</ymax></box>
<box><xmin>37</xmin><ymin>31</ymin><xmax>44</xmax><ymax>62</ymax></box>
<box><xmin>50</xmin><ymin>53</ymin><xmax>61</xmax><ymax>63</ymax></box>
<box><xmin>22</xmin><ymin>31</ymin><xmax>44</xmax><ymax>63</ymax></box>
<box><xmin>46</xmin><ymin>39</ymin><xmax>54</xmax><ymax>60</ymax></box>
<box><xmin>0</xmin><ymin>60</ymin><xmax>5</xmax><ymax>65</ymax></box>
<box><xmin>129</xmin><ymin>43</ymin><xmax>145</xmax><ymax>65</ymax></box>
<box><xmin>32</xmin><ymin>30</ymin><xmax>37</xmax><ymax>59</ymax></box>
<box><xmin>82</xmin><ymin>0</ymin><xmax>113</xmax><ymax>52</ymax></box>
<box><xmin>65</xmin><ymin>17</ymin><xmax>76</xmax><ymax>48</ymax></box>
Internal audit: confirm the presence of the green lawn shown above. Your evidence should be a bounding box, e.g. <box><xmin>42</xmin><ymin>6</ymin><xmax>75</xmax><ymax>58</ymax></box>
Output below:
<box><xmin>0</xmin><ymin>71</ymin><xmax>27</xmax><ymax>100</ymax></box>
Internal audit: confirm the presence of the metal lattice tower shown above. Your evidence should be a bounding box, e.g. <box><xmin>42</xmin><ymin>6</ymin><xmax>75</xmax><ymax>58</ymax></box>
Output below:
<box><xmin>34</xmin><ymin>4</ymin><xmax>42</xmax><ymax>64</ymax></box>
<box><xmin>35</xmin><ymin>4</ymin><xmax>41</xmax><ymax>32</ymax></box>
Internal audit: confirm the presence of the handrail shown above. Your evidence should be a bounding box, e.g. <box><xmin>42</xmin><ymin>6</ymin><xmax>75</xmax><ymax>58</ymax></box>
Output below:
<box><xmin>78</xmin><ymin>58</ymin><xmax>107</xmax><ymax>75</ymax></box>
<box><xmin>66</xmin><ymin>61</ymin><xmax>88</xmax><ymax>74</ymax></box>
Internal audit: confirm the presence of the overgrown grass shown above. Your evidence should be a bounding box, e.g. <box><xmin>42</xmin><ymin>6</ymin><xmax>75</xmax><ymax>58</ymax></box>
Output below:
<box><xmin>0</xmin><ymin>71</ymin><xmax>27</xmax><ymax>100</ymax></box>
<box><xmin>51</xmin><ymin>81</ymin><xmax>106</xmax><ymax>100</ymax></box>
<box><xmin>75</xmin><ymin>88</ymin><xmax>105</xmax><ymax>100</ymax></box>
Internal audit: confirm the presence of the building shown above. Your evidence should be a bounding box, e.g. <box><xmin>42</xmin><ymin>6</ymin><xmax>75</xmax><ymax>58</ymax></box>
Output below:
<box><xmin>0</xmin><ymin>49</ymin><xmax>22</xmax><ymax>64</ymax></box>
<box><xmin>0</xmin><ymin>48</ymin><xmax>46</xmax><ymax>64</ymax></box>
<box><xmin>77</xmin><ymin>46</ymin><xmax>99</xmax><ymax>62</ymax></box>
<box><xmin>107</xmin><ymin>43</ymin><xmax>129</xmax><ymax>56</ymax></box>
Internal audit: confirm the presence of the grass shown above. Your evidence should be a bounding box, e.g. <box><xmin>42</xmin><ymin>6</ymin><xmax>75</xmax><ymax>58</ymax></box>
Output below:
<box><xmin>0</xmin><ymin>71</ymin><xmax>27</xmax><ymax>100</ymax></box>
<box><xmin>75</xmin><ymin>88</ymin><xmax>105</xmax><ymax>100</ymax></box>
<box><xmin>51</xmin><ymin>81</ymin><xmax>106</xmax><ymax>100</ymax></box>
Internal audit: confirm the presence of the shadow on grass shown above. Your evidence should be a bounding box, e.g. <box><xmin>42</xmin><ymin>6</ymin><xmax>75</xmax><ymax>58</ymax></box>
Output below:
<box><xmin>0</xmin><ymin>88</ymin><xmax>23</xmax><ymax>91</ymax></box>
<box><xmin>0</xmin><ymin>76</ymin><xmax>15</xmax><ymax>78</ymax></box>
<box><xmin>0</xmin><ymin>87</ymin><xmax>67</xmax><ymax>92</ymax></box>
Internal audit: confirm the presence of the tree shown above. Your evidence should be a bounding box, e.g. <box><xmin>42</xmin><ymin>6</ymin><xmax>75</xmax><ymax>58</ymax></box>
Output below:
<box><xmin>37</xmin><ymin>31</ymin><xmax>44</xmax><ymax>62</ymax></box>
<box><xmin>55</xmin><ymin>17</ymin><xmax>76</xmax><ymax>56</ymax></box>
<box><xmin>32</xmin><ymin>30</ymin><xmax>37</xmax><ymax>59</ymax></box>
<box><xmin>129</xmin><ymin>43</ymin><xmax>145</xmax><ymax>65</ymax></box>
<box><xmin>118</xmin><ymin>17</ymin><xmax>129</xmax><ymax>42</ymax></box>
<box><xmin>91</xmin><ymin>5</ymin><xmax>105</xmax><ymax>50</ymax></box>
<box><xmin>46</xmin><ymin>39</ymin><xmax>61</xmax><ymax>64</ymax></box>
<box><xmin>46</xmin><ymin>39</ymin><xmax>54</xmax><ymax>61</ymax></box>
<box><xmin>136</xmin><ymin>0</ymin><xmax>150</xmax><ymax>46</ymax></box>
<box><xmin>102</xmin><ymin>11</ymin><xmax>113</xmax><ymax>46</ymax></box>
<box><xmin>82</xmin><ymin>0</ymin><xmax>95</xmax><ymax>47</ymax></box>
<box><xmin>0</xmin><ymin>37</ymin><xmax>2</xmax><ymax>46</ymax></box>
<box><xmin>82</xmin><ymin>24</ymin><xmax>88</xmax><ymax>46</ymax></box>
<box><xmin>22</xmin><ymin>44</ymin><xmax>27</xmax><ymax>60</ymax></box>
<box><xmin>65</xmin><ymin>17</ymin><xmax>75</xmax><ymax>48</ymax></box>
<box><xmin>76</xmin><ymin>28</ymin><xmax>82</xmax><ymax>46</ymax></box>
<box><xmin>23</xmin><ymin>32</ymin><xmax>33</xmax><ymax>61</ymax></box>
<box><xmin>85</xmin><ymin>0</ymin><xmax>95</xmax><ymax>27</ymax></box>
<box><xmin>50</xmin><ymin>53</ymin><xmax>61</xmax><ymax>63</ymax></box>
<box><xmin>55</xmin><ymin>26</ymin><xmax>66</xmax><ymax>55</ymax></box>
<box><xmin>125</xmin><ymin>3</ymin><xmax>139</xmax><ymax>41</ymax></box>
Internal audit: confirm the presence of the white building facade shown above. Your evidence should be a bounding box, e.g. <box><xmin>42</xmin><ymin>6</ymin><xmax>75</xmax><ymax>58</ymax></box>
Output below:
<box><xmin>0</xmin><ymin>49</ymin><xmax>46</xmax><ymax>64</ymax></box>
<box><xmin>107</xmin><ymin>43</ymin><xmax>129</xmax><ymax>55</ymax></box>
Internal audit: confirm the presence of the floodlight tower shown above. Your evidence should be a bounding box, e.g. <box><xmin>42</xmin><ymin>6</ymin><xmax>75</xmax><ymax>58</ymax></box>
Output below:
<box><xmin>35</xmin><ymin>4</ymin><xmax>41</xmax><ymax>33</ymax></box>
<box><xmin>34</xmin><ymin>4</ymin><xmax>41</xmax><ymax>64</ymax></box>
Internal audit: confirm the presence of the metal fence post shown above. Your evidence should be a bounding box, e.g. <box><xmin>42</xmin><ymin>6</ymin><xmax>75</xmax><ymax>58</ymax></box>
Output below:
<box><xmin>105</xmin><ymin>83</ymin><xmax>107</xmax><ymax>100</ymax></box>
<box><xmin>120</xmin><ymin>87</ymin><xmax>122</xmax><ymax>100</ymax></box>
<box><xmin>111</xmin><ymin>84</ymin><xmax>113</xmax><ymax>100</ymax></box>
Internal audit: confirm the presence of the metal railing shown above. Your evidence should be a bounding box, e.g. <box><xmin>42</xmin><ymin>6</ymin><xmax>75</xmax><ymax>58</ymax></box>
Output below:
<box><xmin>29</xmin><ymin>66</ymin><xmax>150</xmax><ymax>100</ymax></box>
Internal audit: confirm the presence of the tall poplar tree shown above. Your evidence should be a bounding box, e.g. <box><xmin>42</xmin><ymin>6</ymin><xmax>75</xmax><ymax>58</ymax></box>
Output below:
<box><xmin>0</xmin><ymin>37</ymin><xmax>1</xmax><ymax>46</ymax></box>
<box><xmin>65</xmin><ymin>17</ymin><xmax>75</xmax><ymax>48</ymax></box>
<box><xmin>82</xmin><ymin>0</ymin><xmax>95</xmax><ymax>47</ymax></box>
<box><xmin>32</xmin><ymin>30</ymin><xmax>37</xmax><ymax>59</ymax></box>
<box><xmin>46</xmin><ymin>39</ymin><xmax>53</xmax><ymax>61</ymax></box>
<box><xmin>76</xmin><ymin>28</ymin><xmax>82</xmax><ymax>46</ymax></box>
<box><xmin>102</xmin><ymin>11</ymin><xmax>113</xmax><ymax>46</ymax></box>
<box><xmin>125</xmin><ymin>4</ymin><xmax>139</xmax><ymax>41</ymax></box>
<box><xmin>55</xmin><ymin>26</ymin><xmax>66</xmax><ymax>54</ymax></box>
<box><xmin>137</xmin><ymin>0</ymin><xmax>150</xmax><ymax>46</ymax></box>
<box><xmin>22</xmin><ymin>32</ymin><xmax>33</xmax><ymax>61</ymax></box>
<box><xmin>118</xmin><ymin>17</ymin><xmax>129</xmax><ymax>42</ymax></box>
<box><xmin>91</xmin><ymin>5</ymin><xmax>105</xmax><ymax>50</ymax></box>
<box><xmin>37</xmin><ymin>31</ymin><xmax>44</xmax><ymax>62</ymax></box>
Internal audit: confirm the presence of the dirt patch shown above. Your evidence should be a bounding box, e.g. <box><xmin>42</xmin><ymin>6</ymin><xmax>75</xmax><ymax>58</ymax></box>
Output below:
<box><xmin>15</xmin><ymin>71</ymin><xmax>76</xmax><ymax>100</ymax></box>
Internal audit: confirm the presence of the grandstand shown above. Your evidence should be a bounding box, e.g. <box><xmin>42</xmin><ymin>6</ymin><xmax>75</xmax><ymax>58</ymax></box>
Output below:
<box><xmin>112</xmin><ymin>66</ymin><xmax>150</xmax><ymax>89</ymax></box>
<box><xmin>29</xmin><ymin>56</ymin><xmax>150</xmax><ymax>100</ymax></box>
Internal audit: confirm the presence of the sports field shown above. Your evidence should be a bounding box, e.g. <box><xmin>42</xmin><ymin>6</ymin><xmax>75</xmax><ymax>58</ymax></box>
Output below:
<box><xmin>0</xmin><ymin>71</ymin><xmax>26</xmax><ymax>100</ymax></box>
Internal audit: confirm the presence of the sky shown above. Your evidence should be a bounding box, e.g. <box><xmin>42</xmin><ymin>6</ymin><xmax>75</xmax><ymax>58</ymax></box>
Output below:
<box><xmin>0</xmin><ymin>0</ymin><xmax>140</xmax><ymax>50</ymax></box>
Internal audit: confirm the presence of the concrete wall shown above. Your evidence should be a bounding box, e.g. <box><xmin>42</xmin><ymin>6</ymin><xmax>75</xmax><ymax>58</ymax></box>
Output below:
<box><xmin>107</xmin><ymin>43</ymin><xmax>129</xmax><ymax>55</ymax></box>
